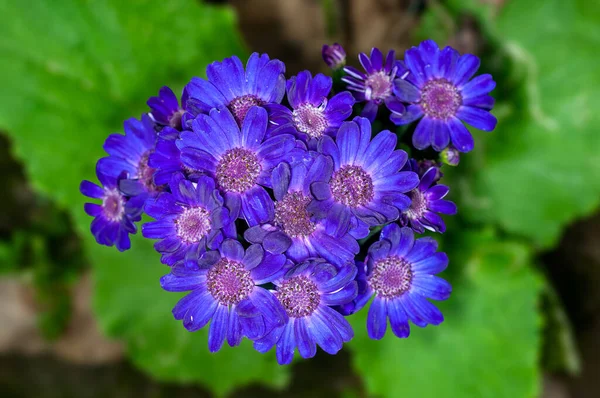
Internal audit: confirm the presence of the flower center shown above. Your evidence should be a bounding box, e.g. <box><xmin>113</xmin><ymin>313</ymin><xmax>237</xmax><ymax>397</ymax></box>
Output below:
<box><xmin>216</xmin><ymin>148</ymin><xmax>262</xmax><ymax>193</ymax></box>
<box><xmin>175</xmin><ymin>206</ymin><xmax>211</xmax><ymax>243</ymax></box>
<box><xmin>102</xmin><ymin>188</ymin><xmax>125</xmax><ymax>222</ymax></box>
<box><xmin>420</xmin><ymin>78</ymin><xmax>462</xmax><ymax>120</ymax></box>
<box><xmin>369</xmin><ymin>256</ymin><xmax>413</xmax><ymax>298</ymax></box>
<box><xmin>330</xmin><ymin>165</ymin><xmax>374</xmax><ymax>208</ymax></box>
<box><xmin>365</xmin><ymin>71</ymin><xmax>393</xmax><ymax>102</ymax></box>
<box><xmin>276</xmin><ymin>275</ymin><xmax>320</xmax><ymax>318</ymax></box>
<box><xmin>137</xmin><ymin>151</ymin><xmax>159</xmax><ymax>192</ymax></box>
<box><xmin>228</xmin><ymin>94</ymin><xmax>265</xmax><ymax>125</ymax></box>
<box><xmin>406</xmin><ymin>188</ymin><xmax>428</xmax><ymax>220</ymax></box>
<box><xmin>206</xmin><ymin>259</ymin><xmax>254</xmax><ymax>306</ymax></box>
<box><xmin>169</xmin><ymin>109</ymin><xmax>185</xmax><ymax>129</ymax></box>
<box><xmin>274</xmin><ymin>192</ymin><xmax>316</xmax><ymax>238</ymax></box>
<box><xmin>292</xmin><ymin>103</ymin><xmax>329</xmax><ymax>139</ymax></box>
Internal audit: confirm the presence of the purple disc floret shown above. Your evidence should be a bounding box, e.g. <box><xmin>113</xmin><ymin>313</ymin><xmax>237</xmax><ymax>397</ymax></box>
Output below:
<box><xmin>160</xmin><ymin>239</ymin><xmax>288</xmax><ymax>352</ymax></box>
<box><xmin>392</xmin><ymin>39</ymin><xmax>497</xmax><ymax>152</ymax></box>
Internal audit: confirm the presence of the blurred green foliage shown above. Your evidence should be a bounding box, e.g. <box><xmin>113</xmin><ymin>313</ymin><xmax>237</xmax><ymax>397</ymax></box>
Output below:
<box><xmin>0</xmin><ymin>0</ymin><xmax>598</xmax><ymax>397</ymax></box>
<box><xmin>443</xmin><ymin>0</ymin><xmax>600</xmax><ymax>248</ymax></box>
<box><xmin>349</xmin><ymin>229</ymin><xmax>542</xmax><ymax>398</ymax></box>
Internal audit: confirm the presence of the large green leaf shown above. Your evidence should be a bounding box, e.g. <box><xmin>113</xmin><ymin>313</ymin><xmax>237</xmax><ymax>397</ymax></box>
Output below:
<box><xmin>0</xmin><ymin>0</ymin><xmax>290</xmax><ymax>393</ymax></box>
<box><xmin>348</xmin><ymin>230</ymin><xmax>543</xmax><ymax>398</ymax></box>
<box><xmin>0</xmin><ymin>0</ymin><xmax>245</xmax><ymax>228</ymax></box>
<box><xmin>452</xmin><ymin>0</ymin><xmax>600</xmax><ymax>247</ymax></box>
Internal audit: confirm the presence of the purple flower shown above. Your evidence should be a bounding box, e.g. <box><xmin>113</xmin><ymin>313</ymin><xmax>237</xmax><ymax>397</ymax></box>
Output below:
<box><xmin>253</xmin><ymin>258</ymin><xmax>357</xmax><ymax>364</ymax></box>
<box><xmin>147</xmin><ymin>126</ymin><xmax>197</xmax><ymax>186</ymax></box>
<box><xmin>147</xmin><ymin>86</ymin><xmax>185</xmax><ymax>130</ymax></box>
<box><xmin>342</xmin><ymin>48</ymin><xmax>405</xmax><ymax>122</ymax></box>
<box><xmin>358</xmin><ymin>224</ymin><xmax>451</xmax><ymax>339</ymax></box>
<box><xmin>178</xmin><ymin>106</ymin><xmax>297</xmax><ymax>226</ymax></box>
<box><xmin>392</xmin><ymin>39</ymin><xmax>497</xmax><ymax>152</ymax></box>
<box><xmin>142</xmin><ymin>173</ymin><xmax>233</xmax><ymax>267</ymax></box>
<box><xmin>244</xmin><ymin>155</ymin><xmax>359</xmax><ymax>267</ymax></box>
<box><xmin>322</xmin><ymin>43</ymin><xmax>346</xmax><ymax>69</ymax></box>
<box><xmin>97</xmin><ymin>114</ymin><xmax>160</xmax><ymax>210</ymax></box>
<box><xmin>267</xmin><ymin>71</ymin><xmax>355</xmax><ymax>145</ymax></box>
<box><xmin>184</xmin><ymin>53</ymin><xmax>286</xmax><ymax>126</ymax></box>
<box><xmin>311</xmin><ymin>117</ymin><xmax>419</xmax><ymax>239</ymax></box>
<box><xmin>401</xmin><ymin>159</ymin><xmax>457</xmax><ymax>233</ymax></box>
<box><xmin>80</xmin><ymin>165</ymin><xmax>140</xmax><ymax>252</ymax></box>
<box><xmin>161</xmin><ymin>240</ymin><xmax>288</xmax><ymax>352</ymax></box>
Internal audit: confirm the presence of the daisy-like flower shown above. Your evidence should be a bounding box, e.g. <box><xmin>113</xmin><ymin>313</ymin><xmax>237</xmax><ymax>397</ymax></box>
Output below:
<box><xmin>322</xmin><ymin>43</ymin><xmax>346</xmax><ymax>70</ymax></box>
<box><xmin>161</xmin><ymin>240</ymin><xmax>288</xmax><ymax>352</ymax></box>
<box><xmin>357</xmin><ymin>224</ymin><xmax>451</xmax><ymax>339</ymax></box>
<box><xmin>184</xmin><ymin>53</ymin><xmax>286</xmax><ymax>126</ymax></box>
<box><xmin>311</xmin><ymin>116</ymin><xmax>419</xmax><ymax>239</ymax></box>
<box><xmin>179</xmin><ymin>106</ymin><xmax>296</xmax><ymax>226</ymax></box>
<box><xmin>147</xmin><ymin>86</ymin><xmax>185</xmax><ymax>130</ymax></box>
<box><xmin>97</xmin><ymin>114</ymin><xmax>160</xmax><ymax>210</ymax></box>
<box><xmin>80</xmin><ymin>165</ymin><xmax>140</xmax><ymax>252</ymax></box>
<box><xmin>342</xmin><ymin>48</ymin><xmax>405</xmax><ymax>122</ymax></box>
<box><xmin>244</xmin><ymin>155</ymin><xmax>359</xmax><ymax>267</ymax></box>
<box><xmin>401</xmin><ymin>159</ymin><xmax>457</xmax><ymax>233</ymax></box>
<box><xmin>142</xmin><ymin>173</ymin><xmax>232</xmax><ymax>267</ymax></box>
<box><xmin>392</xmin><ymin>39</ymin><xmax>497</xmax><ymax>152</ymax></box>
<box><xmin>254</xmin><ymin>258</ymin><xmax>357</xmax><ymax>365</ymax></box>
<box><xmin>267</xmin><ymin>71</ymin><xmax>355</xmax><ymax>145</ymax></box>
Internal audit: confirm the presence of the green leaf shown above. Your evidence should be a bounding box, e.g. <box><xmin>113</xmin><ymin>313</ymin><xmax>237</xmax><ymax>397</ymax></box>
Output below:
<box><xmin>92</xmin><ymin>235</ymin><xmax>289</xmax><ymax>396</ymax></box>
<box><xmin>454</xmin><ymin>0</ymin><xmax>600</xmax><ymax>247</ymax></box>
<box><xmin>348</xmin><ymin>230</ymin><xmax>543</xmax><ymax>398</ymax></box>
<box><xmin>0</xmin><ymin>0</ymin><xmax>245</xmax><ymax>229</ymax></box>
<box><xmin>540</xmin><ymin>283</ymin><xmax>581</xmax><ymax>374</ymax></box>
<box><xmin>0</xmin><ymin>0</ymin><xmax>289</xmax><ymax>393</ymax></box>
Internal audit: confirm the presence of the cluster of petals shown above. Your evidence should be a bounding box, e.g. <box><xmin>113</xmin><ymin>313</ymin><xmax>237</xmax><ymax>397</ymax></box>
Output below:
<box><xmin>81</xmin><ymin>39</ymin><xmax>496</xmax><ymax>364</ymax></box>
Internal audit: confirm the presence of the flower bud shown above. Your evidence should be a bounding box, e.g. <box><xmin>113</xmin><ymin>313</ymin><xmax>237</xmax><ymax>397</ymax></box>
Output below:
<box><xmin>441</xmin><ymin>146</ymin><xmax>460</xmax><ymax>166</ymax></box>
<box><xmin>322</xmin><ymin>43</ymin><xmax>346</xmax><ymax>69</ymax></box>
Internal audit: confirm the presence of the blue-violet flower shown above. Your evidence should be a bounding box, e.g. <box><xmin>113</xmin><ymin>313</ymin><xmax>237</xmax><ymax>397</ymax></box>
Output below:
<box><xmin>342</xmin><ymin>48</ymin><xmax>405</xmax><ymax>122</ymax></box>
<box><xmin>244</xmin><ymin>155</ymin><xmax>359</xmax><ymax>267</ymax></box>
<box><xmin>254</xmin><ymin>258</ymin><xmax>357</xmax><ymax>364</ymax></box>
<box><xmin>267</xmin><ymin>71</ymin><xmax>354</xmax><ymax>145</ymax></box>
<box><xmin>392</xmin><ymin>39</ymin><xmax>497</xmax><ymax>152</ymax></box>
<box><xmin>311</xmin><ymin>116</ymin><xmax>419</xmax><ymax>239</ymax></box>
<box><xmin>178</xmin><ymin>106</ymin><xmax>296</xmax><ymax>226</ymax></box>
<box><xmin>142</xmin><ymin>173</ymin><xmax>233</xmax><ymax>267</ymax></box>
<box><xmin>161</xmin><ymin>240</ymin><xmax>287</xmax><ymax>352</ymax></box>
<box><xmin>357</xmin><ymin>224</ymin><xmax>451</xmax><ymax>339</ymax></box>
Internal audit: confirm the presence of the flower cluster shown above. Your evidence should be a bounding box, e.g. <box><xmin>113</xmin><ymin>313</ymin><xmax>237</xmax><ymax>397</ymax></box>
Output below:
<box><xmin>82</xmin><ymin>40</ymin><xmax>495</xmax><ymax>364</ymax></box>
